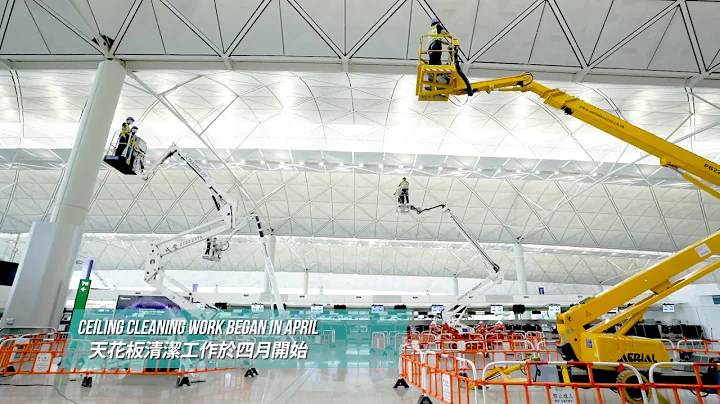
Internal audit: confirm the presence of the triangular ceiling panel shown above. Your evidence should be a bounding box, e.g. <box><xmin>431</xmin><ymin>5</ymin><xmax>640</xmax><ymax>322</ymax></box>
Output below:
<box><xmin>353</xmin><ymin>0</ymin><xmax>411</xmax><ymax>59</ymax></box>
<box><xmin>346</xmin><ymin>0</ymin><xmax>402</xmax><ymax>52</ymax></box>
<box><xmin>647</xmin><ymin>8</ymin><xmax>699</xmax><ymax>73</ymax></box>
<box><xmin>165</xmin><ymin>0</ymin><xmax>222</xmax><ymax>49</ymax></box>
<box><xmin>554</xmin><ymin>0</ymin><xmax>612</xmax><ymax>64</ymax></box>
<box><xmin>476</xmin><ymin>2</ymin><xmax>543</xmax><ymax>64</ymax></box>
<box><xmin>424</xmin><ymin>0</ymin><xmax>479</xmax><ymax>60</ymax></box>
<box><xmin>279</xmin><ymin>0</ymin><xmax>337</xmax><ymax>57</ymax></box>
<box><xmin>153</xmin><ymin>0</ymin><xmax>218</xmax><ymax>55</ymax></box>
<box><xmin>232</xmin><ymin>0</ymin><xmax>284</xmax><ymax>56</ymax></box>
<box><xmin>291</xmin><ymin>0</ymin><xmax>344</xmax><ymax>53</ymax></box>
<box><xmin>87</xmin><ymin>0</ymin><xmax>136</xmax><ymax>41</ymax></box>
<box><xmin>468</xmin><ymin>0</ymin><xmax>539</xmax><ymax>56</ymax></box>
<box><xmin>41</xmin><ymin>0</ymin><xmax>97</xmax><ymax>39</ymax></box>
<box><xmin>687</xmin><ymin>1</ymin><xmax>720</xmax><ymax>67</ymax></box>
<box><xmin>405</xmin><ymin>0</ymin><xmax>432</xmax><ymax>59</ymax></box>
<box><xmin>0</xmin><ymin>0</ymin><xmax>49</xmax><ymax>54</ymax></box>
<box><xmin>529</xmin><ymin>4</ymin><xmax>581</xmax><ymax>67</ymax></box>
<box><xmin>713</xmin><ymin>53</ymin><xmax>720</xmax><ymax>71</ymax></box>
<box><xmin>25</xmin><ymin>1</ymin><xmax>101</xmax><ymax>54</ymax></box>
<box><xmin>591</xmin><ymin>0</ymin><xmax>673</xmax><ymax>63</ymax></box>
<box><xmin>215</xmin><ymin>0</ymin><xmax>264</xmax><ymax>52</ymax></box>
<box><xmin>596</xmin><ymin>10</ymin><xmax>673</xmax><ymax>70</ymax></box>
<box><xmin>687</xmin><ymin>1</ymin><xmax>720</xmax><ymax>70</ymax></box>
<box><xmin>115</xmin><ymin>0</ymin><xmax>166</xmax><ymax>54</ymax></box>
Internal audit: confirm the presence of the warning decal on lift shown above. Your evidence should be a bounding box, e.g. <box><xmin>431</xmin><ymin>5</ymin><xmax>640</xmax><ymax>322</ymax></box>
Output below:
<box><xmin>695</xmin><ymin>243</ymin><xmax>711</xmax><ymax>258</ymax></box>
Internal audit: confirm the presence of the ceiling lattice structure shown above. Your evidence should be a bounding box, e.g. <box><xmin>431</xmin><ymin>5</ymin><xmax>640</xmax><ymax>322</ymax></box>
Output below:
<box><xmin>0</xmin><ymin>0</ymin><xmax>717</xmax><ymax>87</ymax></box>
<box><xmin>0</xmin><ymin>68</ymin><xmax>719</xmax><ymax>286</ymax></box>
<box><xmin>0</xmin><ymin>232</ymin><xmax>701</xmax><ymax>286</ymax></box>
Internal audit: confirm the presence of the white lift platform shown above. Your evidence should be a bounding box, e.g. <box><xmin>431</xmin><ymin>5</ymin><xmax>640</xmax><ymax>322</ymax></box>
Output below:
<box><xmin>404</xmin><ymin>203</ymin><xmax>503</xmax><ymax>334</ymax></box>
<box><xmin>134</xmin><ymin>143</ymin><xmax>285</xmax><ymax>312</ymax></box>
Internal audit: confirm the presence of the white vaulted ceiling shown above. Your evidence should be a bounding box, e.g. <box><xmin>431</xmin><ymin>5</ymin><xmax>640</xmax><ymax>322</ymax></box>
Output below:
<box><xmin>0</xmin><ymin>2</ymin><xmax>718</xmax><ymax>286</ymax></box>
<box><xmin>0</xmin><ymin>0</ymin><xmax>717</xmax><ymax>86</ymax></box>
<box><xmin>0</xmin><ymin>70</ymin><xmax>718</xmax><ymax>285</ymax></box>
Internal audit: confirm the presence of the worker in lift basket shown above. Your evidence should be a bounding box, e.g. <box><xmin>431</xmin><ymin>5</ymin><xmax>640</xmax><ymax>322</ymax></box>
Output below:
<box><xmin>396</xmin><ymin>177</ymin><xmax>410</xmax><ymax>205</ymax></box>
<box><xmin>115</xmin><ymin>116</ymin><xmax>135</xmax><ymax>158</ymax></box>
<box><xmin>124</xmin><ymin>126</ymin><xmax>139</xmax><ymax>162</ymax></box>
<box><xmin>426</xmin><ymin>18</ymin><xmax>450</xmax><ymax>90</ymax></box>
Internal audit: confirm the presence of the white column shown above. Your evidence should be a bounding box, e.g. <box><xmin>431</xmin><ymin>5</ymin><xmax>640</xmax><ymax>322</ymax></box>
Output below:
<box><xmin>303</xmin><ymin>270</ymin><xmax>309</xmax><ymax>295</ymax></box>
<box><xmin>264</xmin><ymin>233</ymin><xmax>276</xmax><ymax>294</ymax></box>
<box><xmin>51</xmin><ymin>60</ymin><xmax>126</xmax><ymax>226</ymax></box>
<box><xmin>453</xmin><ymin>276</ymin><xmax>459</xmax><ymax>295</ymax></box>
<box><xmin>514</xmin><ymin>242</ymin><xmax>528</xmax><ymax>295</ymax></box>
<box><xmin>1</xmin><ymin>60</ymin><xmax>125</xmax><ymax>330</ymax></box>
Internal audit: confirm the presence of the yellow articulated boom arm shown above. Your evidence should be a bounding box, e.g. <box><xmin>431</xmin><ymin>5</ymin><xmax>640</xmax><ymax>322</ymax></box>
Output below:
<box><xmin>417</xmin><ymin>36</ymin><xmax>720</xmax><ymax>367</ymax></box>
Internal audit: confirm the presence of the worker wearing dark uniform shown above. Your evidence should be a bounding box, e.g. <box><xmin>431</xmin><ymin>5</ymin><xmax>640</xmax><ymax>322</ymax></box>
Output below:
<box><xmin>428</xmin><ymin>18</ymin><xmax>447</xmax><ymax>66</ymax></box>
<box><xmin>397</xmin><ymin>177</ymin><xmax>410</xmax><ymax>205</ymax></box>
<box><xmin>115</xmin><ymin>116</ymin><xmax>134</xmax><ymax>158</ymax></box>
<box><xmin>426</xmin><ymin>19</ymin><xmax>450</xmax><ymax>90</ymax></box>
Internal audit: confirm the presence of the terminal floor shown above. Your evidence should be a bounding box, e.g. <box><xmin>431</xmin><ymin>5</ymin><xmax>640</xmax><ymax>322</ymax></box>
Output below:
<box><xmin>0</xmin><ymin>368</ymin><xmax>700</xmax><ymax>403</ymax></box>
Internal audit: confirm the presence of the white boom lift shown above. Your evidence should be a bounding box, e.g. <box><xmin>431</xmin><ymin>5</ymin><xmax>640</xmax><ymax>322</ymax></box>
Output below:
<box><xmin>140</xmin><ymin>143</ymin><xmax>285</xmax><ymax>312</ymax></box>
<box><xmin>408</xmin><ymin>203</ymin><xmax>502</xmax><ymax>334</ymax></box>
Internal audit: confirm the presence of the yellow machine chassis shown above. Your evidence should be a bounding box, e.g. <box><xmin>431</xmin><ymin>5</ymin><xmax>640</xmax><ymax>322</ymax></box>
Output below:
<box><xmin>416</xmin><ymin>34</ymin><xmax>720</xmax><ymax>369</ymax></box>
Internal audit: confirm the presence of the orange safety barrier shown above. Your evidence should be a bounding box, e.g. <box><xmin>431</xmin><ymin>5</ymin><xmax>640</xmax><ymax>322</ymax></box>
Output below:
<box><xmin>396</xmin><ymin>345</ymin><xmax>479</xmax><ymax>404</ymax></box>
<box><xmin>481</xmin><ymin>360</ymin><xmax>649</xmax><ymax>404</ymax></box>
<box><xmin>649</xmin><ymin>361</ymin><xmax>720</xmax><ymax>404</ymax></box>
<box><xmin>395</xmin><ymin>344</ymin><xmax>660</xmax><ymax>404</ymax></box>
<box><xmin>0</xmin><ymin>335</ymin><xmax>258</xmax><ymax>388</ymax></box>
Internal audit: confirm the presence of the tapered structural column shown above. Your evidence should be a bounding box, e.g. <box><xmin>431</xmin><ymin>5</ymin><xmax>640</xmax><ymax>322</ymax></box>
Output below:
<box><xmin>453</xmin><ymin>276</ymin><xmax>459</xmax><ymax>295</ymax></box>
<box><xmin>303</xmin><ymin>270</ymin><xmax>309</xmax><ymax>295</ymax></box>
<box><xmin>1</xmin><ymin>60</ymin><xmax>126</xmax><ymax>330</ymax></box>
<box><xmin>263</xmin><ymin>233</ymin><xmax>277</xmax><ymax>294</ymax></box>
<box><xmin>514</xmin><ymin>242</ymin><xmax>528</xmax><ymax>295</ymax></box>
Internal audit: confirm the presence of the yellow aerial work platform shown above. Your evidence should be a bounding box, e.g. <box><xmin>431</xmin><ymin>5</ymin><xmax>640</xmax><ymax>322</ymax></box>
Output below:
<box><xmin>414</xmin><ymin>32</ymin><xmax>720</xmax><ymax>404</ymax></box>
<box><xmin>415</xmin><ymin>34</ymin><xmax>474</xmax><ymax>102</ymax></box>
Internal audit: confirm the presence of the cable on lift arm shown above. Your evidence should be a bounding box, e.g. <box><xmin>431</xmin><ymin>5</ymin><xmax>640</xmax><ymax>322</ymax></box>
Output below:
<box><xmin>409</xmin><ymin>204</ymin><xmax>446</xmax><ymax>214</ymax></box>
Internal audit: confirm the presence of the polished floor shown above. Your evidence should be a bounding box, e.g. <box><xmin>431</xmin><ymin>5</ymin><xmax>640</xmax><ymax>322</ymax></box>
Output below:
<box><xmin>0</xmin><ymin>368</ymin><xmax>705</xmax><ymax>404</ymax></box>
<box><xmin>0</xmin><ymin>367</ymin><xmax>418</xmax><ymax>404</ymax></box>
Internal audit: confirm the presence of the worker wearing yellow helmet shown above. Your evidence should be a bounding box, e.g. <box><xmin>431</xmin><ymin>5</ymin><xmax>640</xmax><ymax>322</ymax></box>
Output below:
<box><xmin>397</xmin><ymin>177</ymin><xmax>410</xmax><ymax>205</ymax></box>
<box><xmin>115</xmin><ymin>116</ymin><xmax>135</xmax><ymax>158</ymax></box>
<box><xmin>426</xmin><ymin>18</ymin><xmax>451</xmax><ymax>90</ymax></box>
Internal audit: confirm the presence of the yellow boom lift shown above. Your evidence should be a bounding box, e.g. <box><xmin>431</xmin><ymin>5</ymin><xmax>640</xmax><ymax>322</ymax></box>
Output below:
<box><xmin>416</xmin><ymin>34</ymin><xmax>720</xmax><ymax>401</ymax></box>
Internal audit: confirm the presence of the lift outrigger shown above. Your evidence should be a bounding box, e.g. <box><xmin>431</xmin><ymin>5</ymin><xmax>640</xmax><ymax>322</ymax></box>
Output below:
<box><xmin>416</xmin><ymin>33</ymin><xmax>720</xmax><ymax>403</ymax></box>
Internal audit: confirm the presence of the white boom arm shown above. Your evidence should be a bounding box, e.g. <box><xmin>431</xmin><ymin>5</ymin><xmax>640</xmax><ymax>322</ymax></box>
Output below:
<box><xmin>410</xmin><ymin>204</ymin><xmax>502</xmax><ymax>333</ymax></box>
<box><xmin>141</xmin><ymin>143</ymin><xmax>285</xmax><ymax>312</ymax></box>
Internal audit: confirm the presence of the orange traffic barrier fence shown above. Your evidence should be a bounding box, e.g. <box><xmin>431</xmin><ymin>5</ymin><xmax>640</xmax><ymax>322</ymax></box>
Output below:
<box><xmin>481</xmin><ymin>360</ymin><xmax>650</xmax><ymax>404</ymax></box>
<box><xmin>0</xmin><ymin>334</ymin><xmax>258</xmax><ymax>388</ymax></box>
<box><xmin>396</xmin><ymin>344</ymin><xmax>655</xmax><ymax>404</ymax></box>
<box><xmin>649</xmin><ymin>361</ymin><xmax>720</xmax><ymax>404</ymax></box>
<box><xmin>396</xmin><ymin>345</ymin><xmax>479</xmax><ymax>404</ymax></box>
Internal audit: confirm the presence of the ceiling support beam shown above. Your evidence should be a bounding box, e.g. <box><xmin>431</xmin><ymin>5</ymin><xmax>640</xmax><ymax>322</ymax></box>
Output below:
<box><xmin>467</xmin><ymin>0</ymin><xmax>544</xmax><ymax>64</ymax></box>
<box><xmin>108</xmin><ymin>0</ymin><xmax>144</xmax><ymax>56</ymax></box>
<box><xmin>576</xmin><ymin>0</ymin><xmax>681</xmax><ymax>82</ymax></box>
<box><xmin>678</xmin><ymin>0</ymin><xmax>706</xmax><ymax>77</ymax></box>
<box><xmin>546</xmin><ymin>0</ymin><xmax>588</xmax><ymax>69</ymax></box>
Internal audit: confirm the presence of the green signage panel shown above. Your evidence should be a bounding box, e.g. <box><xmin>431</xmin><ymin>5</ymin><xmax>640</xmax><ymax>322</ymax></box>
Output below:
<box><xmin>74</xmin><ymin>279</ymin><xmax>91</xmax><ymax>310</ymax></box>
